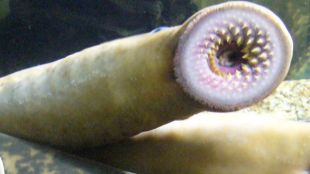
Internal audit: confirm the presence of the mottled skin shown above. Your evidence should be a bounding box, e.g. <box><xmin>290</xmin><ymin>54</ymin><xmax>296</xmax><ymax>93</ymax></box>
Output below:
<box><xmin>0</xmin><ymin>1</ymin><xmax>292</xmax><ymax>149</ymax></box>
<box><xmin>79</xmin><ymin>112</ymin><xmax>310</xmax><ymax>174</ymax></box>
<box><xmin>0</xmin><ymin>133</ymin><xmax>130</xmax><ymax>174</ymax></box>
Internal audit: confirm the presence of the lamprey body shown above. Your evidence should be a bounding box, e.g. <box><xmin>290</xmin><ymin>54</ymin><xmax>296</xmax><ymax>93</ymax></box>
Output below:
<box><xmin>0</xmin><ymin>2</ymin><xmax>292</xmax><ymax>148</ymax></box>
<box><xmin>79</xmin><ymin>112</ymin><xmax>310</xmax><ymax>174</ymax></box>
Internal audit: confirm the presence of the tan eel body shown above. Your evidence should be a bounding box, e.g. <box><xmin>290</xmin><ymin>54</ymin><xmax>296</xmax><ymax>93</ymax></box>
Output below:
<box><xmin>0</xmin><ymin>1</ymin><xmax>292</xmax><ymax>148</ymax></box>
<box><xmin>0</xmin><ymin>26</ymin><xmax>201</xmax><ymax>148</ymax></box>
<box><xmin>80</xmin><ymin>112</ymin><xmax>310</xmax><ymax>174</ymax></box>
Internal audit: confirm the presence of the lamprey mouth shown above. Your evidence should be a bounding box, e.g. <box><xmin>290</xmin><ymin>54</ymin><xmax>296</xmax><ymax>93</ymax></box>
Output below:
<box><xmin>207</xmin><ymin>18</ymin><xmax>273</xmax><ymax>79</ymax></box>
<box><xmin>175</xmin><ymin>1</ymin><xmax>293</xmax><ymax>111</ymax></box>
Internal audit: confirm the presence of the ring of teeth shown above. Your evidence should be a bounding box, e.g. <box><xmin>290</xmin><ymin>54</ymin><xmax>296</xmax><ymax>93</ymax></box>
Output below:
<box><xmin>201</xmin><ymin>17</ymin><xmax>273</xmax><ymax>89</ymax></box>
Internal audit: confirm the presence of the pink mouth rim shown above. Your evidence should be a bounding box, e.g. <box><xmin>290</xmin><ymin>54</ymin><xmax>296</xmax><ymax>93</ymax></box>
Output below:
<box><xmin>174</xmin><ymin>1</ymin><xmax>293</xmax><ymax>111</ymax></box>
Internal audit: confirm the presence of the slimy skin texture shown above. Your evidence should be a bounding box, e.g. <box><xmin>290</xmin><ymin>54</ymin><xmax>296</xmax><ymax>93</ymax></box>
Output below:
<box><xmin>79</xmin><ymin>112</ymin><xmax>310</xmax><ymax>174</ymax></box>
<box><xmin>0</xmin><ymin>2</ymin><xmax>292</xmax><ymax>148</ymax></box>
<box><xmin>0</xmin><ymin>27</ymin><xmax>202</xmax><ymax>148</ymax></box>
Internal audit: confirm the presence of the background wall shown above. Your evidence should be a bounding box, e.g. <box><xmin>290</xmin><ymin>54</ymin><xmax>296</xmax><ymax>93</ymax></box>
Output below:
<box><xmin>0</xmin><ymin>0</ymin><xmax>309</xmax><ymax>79</ymax></box>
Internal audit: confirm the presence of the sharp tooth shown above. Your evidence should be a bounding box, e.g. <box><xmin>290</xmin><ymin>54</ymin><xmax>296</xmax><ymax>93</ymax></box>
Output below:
<box><xmin>262</xmin><ymin>60</ymin><xmax>271</xmax><ymax>67</ymax></box>
<box><xmin>245</xmin><ymin>75</ymin><xmax>251</xmax><ymax>81</ymax></box>
<box><xmin>225</xmin><ymin>34</ymin><xmax>232</xmax><ymax>43</ymax></box>
<box><xmin>215</xmin><ymin>38</ymin><xmax>222</xmax><ymax>45</ymax></box>
<box><xmin>249</xmin><ymin>58</ymin><xmax>259</xmax><ymax>65</ymax></box>
<box><xmin>235</xmin><ymin>70</ymin><xmax>242</xmax><ymax>79</ymax></box>
<box><xmin>210</xmin><ymin>34</ymin><xmax>217</xmax><ymax>41</ymax></box>
<box><xmin>258</xmin><ymin>52</ymin><xmax>268</xmax><ymax>60</ymax></box>
<box><xmin>233</xmin><ymin>27</ymin><xmax>240</xmax><ymax>36</ymax></box>
<box><xmin>242</xmin><ymin>23</ymin><xmax>249</xmax><ymax>29</ymax></box>
<box><xmin>219</xmin><ymin>28</ymin><xmax>227</xmax><ymax>35</ymax></box>
<box><xmin>245</xmin><ymin>37</ymin><xmax>254</xmax><ymax>45</ymax></box>
<box><xmin>263</xmin><ymin>43</ymin><xmax>271</xmax><ymax>51</ymax></box>
<box><xmin>226</xmin><ymin>73</ymin><xmax>233</xmax><ymax>80</ymax></box>
<box><xmin>254</xmin><ymin>67</ymin><xmax>261</xmax><ymax>73</ymax></box>
<box><xmin>256</xmin><ymin>38</ymin><xmax>265</xmax><ymax>45</ymax></box>
<box><xmin>257</xmin><ymin>30</ymin><xmax>265</xmax><ymax>36</ymax></box>
<box><xmin>251</xmin><ymin>47</ymin><xmax>261</xmax><ymax>54</ymax></box>
<box><xmin>241</xmin><ymin>64</ymin><xmax>251</xmax><ymax>74</ymax></box>
<box><xmin>210</xmin><ymin>52</ymin><xmax>216</xmax><ymax>58</ymax></box>
<box><xmin>242</xmin><ymin>38</ymin><xmax>254</xmax><ymax>53</ymax></box>
<box><xmin>236</xmin><ymin>36</ymin><xmax>243</xmax><ymax>46</ymax></box>
<box><xmin>207</xmin><ymin>49</ymin><xmax>214</xmax><ymax>55</ymax></box>
<box><xmin>241</xmin><ymin>47</ymin><xmax>249</xmax><ymax>54</ymax></box>
<box><xmin>228</xmin><ymin>23</ymin><xmax>234</xmax><ymax>30</ymax></box>
<box><xmin>210</xmin><ymin>44</ymin><xmax>218</xmax><ymax>50</ymax></box>
<box><xmin>246</xmin><ymin>29</ymin><xmax>253</xmax><ymax>36</ymax></box>
<box><xmin>242</xmin><ymin>53</ymin><xmax>251</xmax><ymax>60</ymax></box>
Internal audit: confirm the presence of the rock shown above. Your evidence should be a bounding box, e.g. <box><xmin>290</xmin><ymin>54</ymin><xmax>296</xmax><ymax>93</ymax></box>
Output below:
<box><xmin>240</xmin><ymin>79</ymin><xmax>310</xmax><ymax>120</ymax></box>
<box><xmin>0</xmin><ymin>133</ymin><xmax>132</xmax><ymax>174</ymax></box>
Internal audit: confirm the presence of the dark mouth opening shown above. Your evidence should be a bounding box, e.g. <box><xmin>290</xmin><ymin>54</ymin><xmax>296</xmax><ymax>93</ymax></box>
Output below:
<box><xmin>216</xmin><ymin>43</ymin><xmax>246</xmax><ymax>73</ymax></box>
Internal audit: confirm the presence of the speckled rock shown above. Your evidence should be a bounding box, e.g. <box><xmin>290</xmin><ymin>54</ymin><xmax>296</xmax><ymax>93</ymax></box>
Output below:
<box><xmin>240</xmin><ymin>79</ymin><xmax>310</xmax><ymax>120</ymax></box>
<box><xmin>0</xmin><ymin>133</ymin><xmax>132</xmax><ymax>174</ymax></box>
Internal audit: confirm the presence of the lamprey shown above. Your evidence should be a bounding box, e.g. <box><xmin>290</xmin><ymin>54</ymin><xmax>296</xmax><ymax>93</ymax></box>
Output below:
<box><xmin>0</xmin><ymin>2</ymin><xmax>292</xmax><ymax>148</ymax></box>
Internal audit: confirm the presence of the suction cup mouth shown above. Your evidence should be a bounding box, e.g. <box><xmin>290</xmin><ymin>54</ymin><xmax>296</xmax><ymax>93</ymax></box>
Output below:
<box><xmin>174</xmin><ymin>1</ymin><xmax>293</xmax><ymax>111</ymax></box>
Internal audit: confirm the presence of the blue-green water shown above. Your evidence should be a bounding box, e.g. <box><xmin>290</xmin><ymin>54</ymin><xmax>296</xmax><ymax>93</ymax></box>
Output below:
<box><xmin>0</xmin><ymin>0</ymin><xmax>309</xmax><ymax>79</ymax></box>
